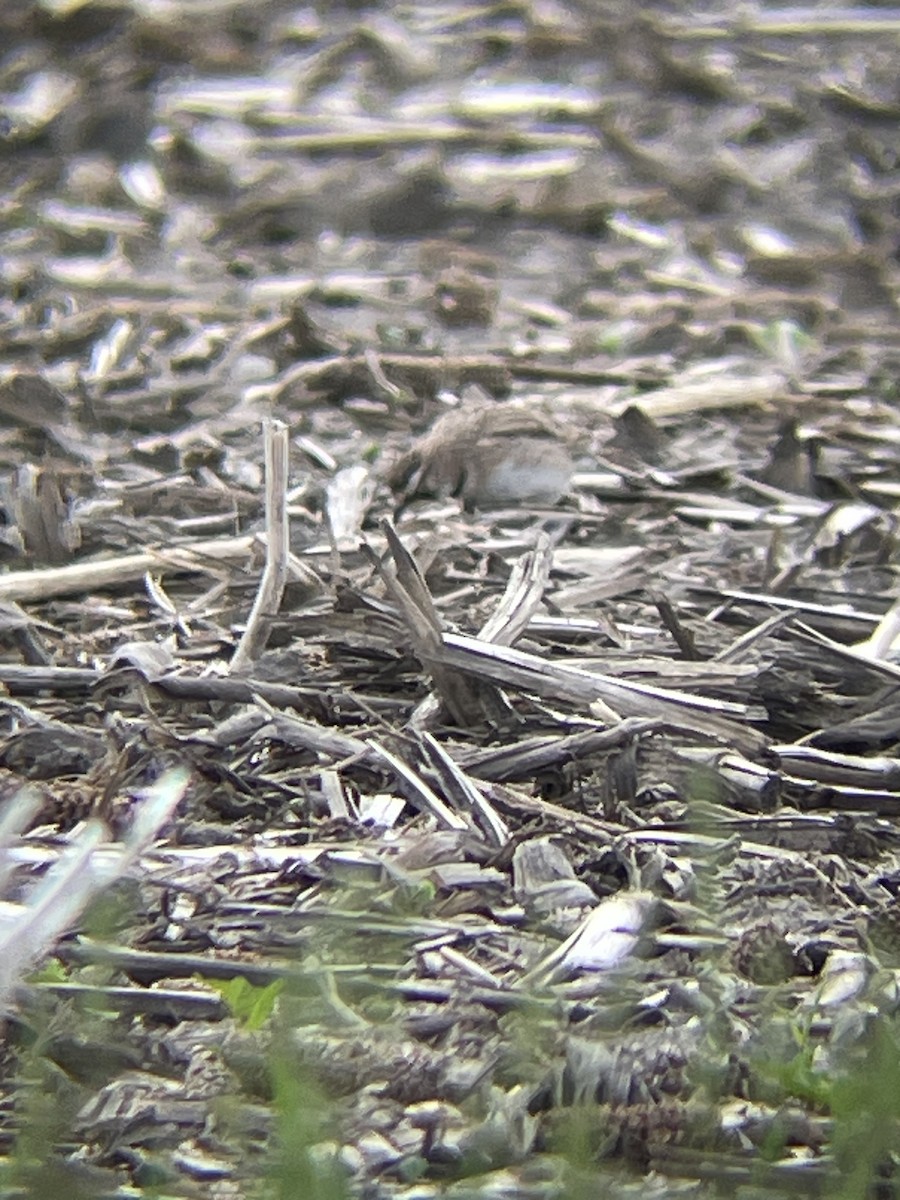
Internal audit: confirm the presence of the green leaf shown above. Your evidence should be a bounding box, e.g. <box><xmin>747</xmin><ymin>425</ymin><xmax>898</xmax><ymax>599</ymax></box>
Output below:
<box><xmin>207</xmin><ymin>976</ymin><xmax>285</xmax><ymax>1031</ymax></box>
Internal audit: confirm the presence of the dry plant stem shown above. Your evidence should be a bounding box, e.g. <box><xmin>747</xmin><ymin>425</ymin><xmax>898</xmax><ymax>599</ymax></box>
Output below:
<box><xmin>437</xmin><ymin>632</ymin><xmax>765</xmax><ymax>754</ymax></box>
<box><xmin>275</xmin><ymin>353</ymin><xmax>644</xmax><ymax>401</ymax></box>
<box><xmin>366</xmin><ymin>739</ymin><xmax>470</xmax><ymax>832</ymax></box>
<box><xmin>51</xmin><ymin>942</ymin><xmax>545</xmax><ymax>1014</ymax></box>
<box><xmin>31</xmin><ymin>981</ymin><xmax>229</xmax><ymax>1021</ymax></box>
<box><xmin>854</xmin><ymin>597</ymin><xmax>900</xmax><ymax>660</ymax></box>
<box><xmin>255</xmin><ymin>124</ymin><xmax>596</xmax><ymax>153</ymax></box>
<box><xmin>371</xmin><ymin>522</ymin><xmax>487</xmax><ymax>726</ymax></box>
<box><xmin>607</xmin><ymin>370</ymin><xmax>787</xmax><ymax>419</ymax></box>
<box><xmin>477</xmin><ymin>532</ymin><xmax>553</xmax><ymax>646</ymax></box>
<box><xmin>657</xmin><ymin>8</ymin><xmax>900</xmax><ymax>37</ymax></box>
<box><xmin>230</xmin><ymin>420</ymin><xmax>290</xmax><ymax>675</ymax></box>
<box><xmin>0</xmin><ymin>663</ymin><xmax>325</xmax><ymax>713</ymax></box>
<box><xmin>794</xmin><ymin>623</ymin><xmax>900</xmax><ymax>686</ymax></box>
<box><xmin>713</xmin><ymin>611</ymin><xmax>794</xmax><ymax>663</ymax></box>
<box><xmin>0</xmin><ymin>535</ymin><xmax>257</xmax><ymax>603</ymax></box>
<box><xmin>419</xmin><ymin>732</ymin><xmax>510</xmax><ymax>847</ymax></box>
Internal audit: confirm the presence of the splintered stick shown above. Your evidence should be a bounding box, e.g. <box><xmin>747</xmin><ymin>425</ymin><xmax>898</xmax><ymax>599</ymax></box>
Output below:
<box><xmin>229</xmin><ymin>420</ymin><xmax>290</xmax><ymax>675</ymax></box>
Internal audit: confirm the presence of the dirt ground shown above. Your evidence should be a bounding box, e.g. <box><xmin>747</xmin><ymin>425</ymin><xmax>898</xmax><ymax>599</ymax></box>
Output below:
<box><xmin>2</xmin><ymin>1</ymin><xmax>900</xmax><ymax>1196</ymax></box>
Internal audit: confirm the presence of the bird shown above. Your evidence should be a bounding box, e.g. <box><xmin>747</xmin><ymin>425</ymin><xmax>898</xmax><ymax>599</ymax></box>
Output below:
<box><xmin>389</xmin><ymin>401</ymin><xmax>574</xmax><ymax>509</ymax></box>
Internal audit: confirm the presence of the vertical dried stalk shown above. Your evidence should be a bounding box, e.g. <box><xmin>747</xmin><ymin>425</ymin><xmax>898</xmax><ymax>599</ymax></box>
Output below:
<box><xmin>230</xmin><ymin>420</ymin><xmax>290</xmax><ymax>675</ymax></box>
